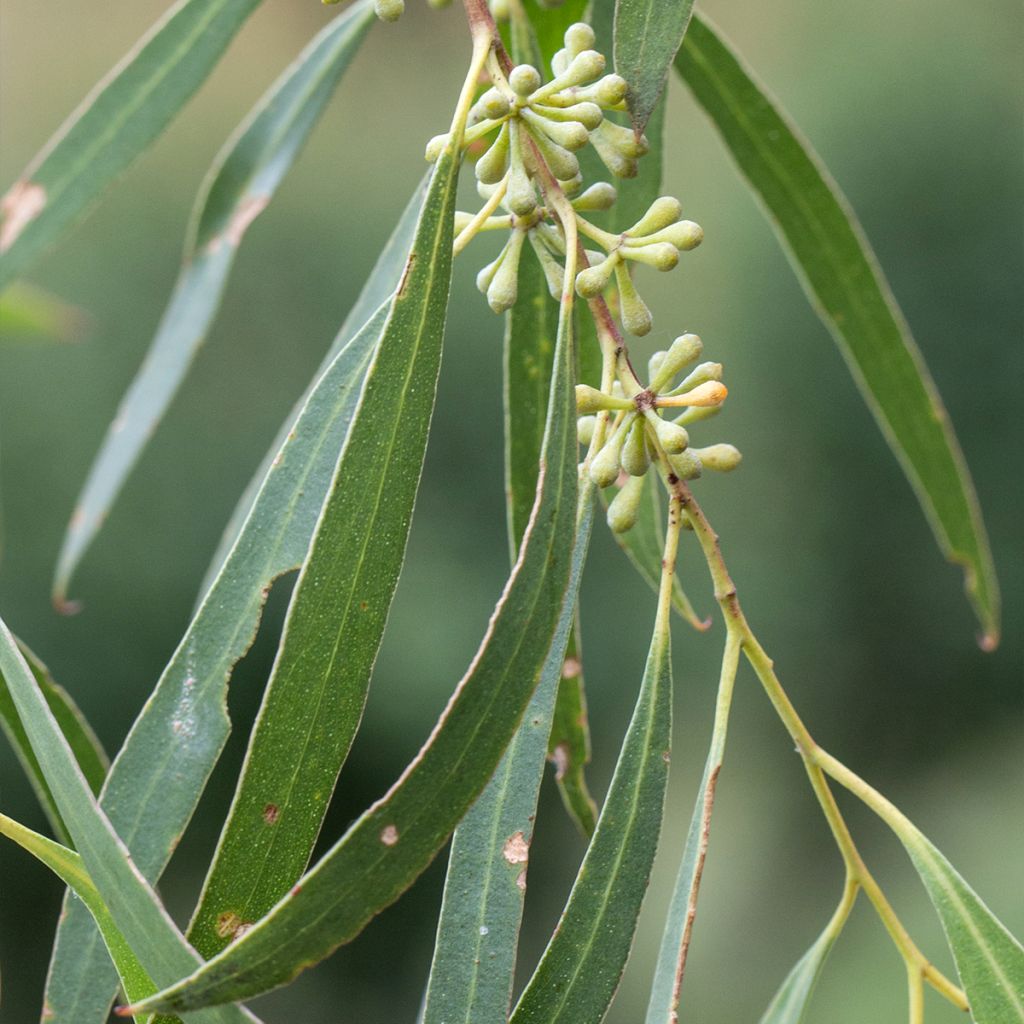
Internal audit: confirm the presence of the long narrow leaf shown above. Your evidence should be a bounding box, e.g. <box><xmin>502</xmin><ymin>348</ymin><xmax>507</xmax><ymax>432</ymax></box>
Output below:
<box><xmin>511</xmin><ymin>590</ymin><xmax>673</xmax><ymax>1024</ymax></box>
<box><xmin>0</xmin><ymin>616</ymin><xmax>257</xmax><ymax>1024</ymax></box>
<box><xmin>676</xmin><ymin>15</ymin><xmax>1000</xmax><ymax>646</ymax></box>
<box><xmin>0</xmin><ymin>638</ymin><xmax>108</xmax><ymax>845</ymax></box>
<box><xmin>0</xmin><ymin>0</ymin><xmax>264</xmax><ymax>290</ymax></box>
<box><xmin>0</xmin><ymin>813</ymin><xmax>154</xmax><ymax>1014</ymax></box>
<box><xmin>124</xmin><ymin>149</ymin><xmax>581</xmax><ymax>1013</ymax></box>
<box><xmin>613</xmin><ymin>0</ymin><xmax>694</xmax><ymax>134</ymax></box>
<box><xmin>186</xmin><ymin>140</ymin><xmax>460</xmax><ymax>960</ymax></box>
<box><xmin>53</xmin><ymin>0</ymin><xmax>374</xmax><ymax>605</ymax></box>
<box><xmin>43</xmin><ymin>185</ymin><xmax>424</xmax><ymax>1024</ymax></box>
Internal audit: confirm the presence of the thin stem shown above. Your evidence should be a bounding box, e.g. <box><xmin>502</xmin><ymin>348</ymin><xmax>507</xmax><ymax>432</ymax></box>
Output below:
<box><xmin>453</xmin><ymin>174</ymin><xmax>509</xmax><ymax>255</ymax></box>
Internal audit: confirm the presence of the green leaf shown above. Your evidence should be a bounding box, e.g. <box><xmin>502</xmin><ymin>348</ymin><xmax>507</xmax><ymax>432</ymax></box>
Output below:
<box><xmin>53</xmin><ymin>0</ymin><xmax>374</xmax><ymax>605</ymax></box>
<box><xmin>605</xmin><ymin>471</ymin><xmax>709</xmax><ymax>631</ymax></box>
<box><xmin>124</xmin><ymin>169</ymin><xmax>581</xmax><ymax>1013</ymax></box>
<box><xmin>899</xmin><ymin>828</ymin><xmax>1024</xmax><ymax>1022</ymax></box>
<box><xmin>43</xmin><ymin>178</ymin><xmax>424</xmax><ymax>1024</ymax></box>
<box><xmin>0</xmin><ymin>812</ymin><xmax>154</xmax><ymax>1015</ymax></box>
<box><xmin>547</xmin><ymin>622</ymin><xmax>598</xmax><ymax>837</ymax></box>
<box><xmin>510</xmin><ymin>605</ymin><xmax>673</xmax><ymax>1024</ymax></box>
<box><xmin>520</xmin><ymin>0</ymin><xmax>589</xmax><ymax>71</ymax></box>
<box><xmin>0</xmin><ymin>0</ymin><xmax>265</xmax><ymax>291</ymax></box>
<box><xmin>0</xmin><ymin>283</ymin><xmax>85</xmax><ymax>344</ymax></box>
<box><xmin>645</xmin><ymin>631</ymin><xmax>739</xmax><ymax>1024</ymax></box>
<box><xmin>675</xmin><ymin>14</ymin><xmax>1000</xmax><ymax>647</ymax></box>
<box><xmin>0</xmin><ymin>638</ymin><xmax>108</xmax><ymax>845</ymax></box>
<box><xmin>755</xmin><ymin>892</ymin><xmax>852</xmax><ymax>1024</ymax></box>
<box><xmin>0</xmin><ymin>615</ymin><xmax>258</xmax><ymax>1024</ymax></box>
<box><xmin>186</xmin><ymin>150</ymin><xmax>460</xmax><ymax>959</ymax></box>
<box><xmin>612</xmin><ymin>0</ymin><xmax>695</xmax><ymax>135</ymax></box>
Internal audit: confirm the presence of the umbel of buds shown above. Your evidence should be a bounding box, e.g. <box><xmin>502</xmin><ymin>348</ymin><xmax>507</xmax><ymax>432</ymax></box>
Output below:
<box><xmin>575</xmin><ymin>334</ymin><xmax>742</xmax><ymax>534</ymax></box>
<box><xmin>426</xmin><ymin>23</ymin><xmax>704</xmax><ymax>338</ymax></box>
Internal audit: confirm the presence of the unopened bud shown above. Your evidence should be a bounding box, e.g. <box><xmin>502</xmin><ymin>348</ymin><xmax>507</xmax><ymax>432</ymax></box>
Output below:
<box><xmin>487</xmin><ymin>230</ymin><xmax>526</xmax><ymax>313</ymax></box>
<box><xmin>675</xmin><ymin>404</ymin><xmax>721</xmax><ymax>427</ymax></box>
<box><xmin>506</xmin><ymin>155</ymin><xmax>537</xmax><ymax>216</ymax></box>
<box><xmin>527</xmin><ymin>128</ymin><xmax>580</xmax><ymax>181</ymax></box>
<box><xmin>595</xmin><ymin>119</ymin><xmax>649</xmax><ymax>159</ymax></box>
<box><xmin>477</xmin><ymin>88</ymin><xmax>510</xmax><ymax>120</ymax></box>
<box><xmin>590</xmin><ymin>128</ymin><xmax>638</xmax><ymax>178</ymax></box>
<box><xmin>650</xmin><ymin>333</ymin><xmax>702</xmax><ymax>391</ymax></box>
<box><xmin>564</xmin><ymin>22</ymin><xmax>596</xmax><ymax>55</ymax></box>
<box><xmin>576</xmin><ymin>415</ymin><xmax>597</xmax><ymax>446</ymax></box>
<box><xmin>668</xmin><ymin>450</ymin><xmax>703</xmax><ymax>481</ymax></box>
<box><xmin>589</xmin><ymin>431</ymin><xmax>625</xmax><ymax>488</ymax></box>
<box><xmin>528</xmin><ymin>231</ymin><xmax>566</xmax><ymax>299</ymax></box>
<box><xmin>628</xmin><ymin>196</ymin><xmax>682</xmax><ymax>238</ymax></box>
<box><xmin>523</xmin><ymin>109</ymin><xmax>589</xmax><ymax>151</ymax></box>
<box><xmin>535</xmin><ymin>100</ymin><xmax>603</xmax><ymax>130</ymax></box>
<box><xmin>425</xmin><ymin>133</ymin><xmax>449</xmax><ymax>162</ymax></box>
<box><xmin>645</xmin><ymin>220</ymin><xmax>703</xmax><ymax>251</ymax></box>
<box><xmin>663</xmin><ymin>380</ymin><xmax>727</xmax><ymax>407</ymax></box>
<box><xmin>575</xmin><ymin>383</ymin><xmax>631</xmax><ymax>414</ymax></box>
<box><xmin>607</xmin><ymin>474</ymin><xmax>645</xmax><ymax>533</ymax></box>
<box><xmin>648</xmin><ymin>350</ymin><xmax>667</xmax><ymax>381</ymax></box>
<box><xmin>374</xmin><ymin>0</ymin><xmax>404</xmax><ymax>21</ymax></box>
<box><xmin>509</xmin><ymin>64</ymin><xmax>542</xmax><ymax>97</ymax></box>
<box><xmin>675</xmin><ymin>361</ymin><xmax>722</xmax><ymax>394</ymax></box>
<box><xmin>620</xmin><ymin>417</ymin><xmax>650</xmax><ymax>476</ymax></box>
<box><xmin>588</xmin><ymin>74</ymin><xmax>628</xmax><ymax>107</ymax></box>
<box><xmin>571</xmin><ymin>181</ymin><xmax>617</xmax><ymax>211</ymax></box>
<box><xmin>692</xmin><ymin>444</ymin><xmax>742</xmax><ymax>472</ymax></box>
<box><xmin>654</xmin><ymin>417</ymin><xmax>690</xmax><ymax>454</ymax></box>
<box><xmin>575</xmin><ymin>255</ymin><xmax>618</xmax><ymax>298</ymax></box>
<box><xmin>621</xmin><ymin>242</ymin><xmax>679</xmax><ymax>271</ymax></box>
<box><xmin>475</xmin><ymin>123</ymin><xmax>510</xmax><ymax>184</ymax></box>
<box><xmin>550</xmin><ymin>48</ymin><xmax>570</xmax><ymax>77</ymax></box>
<box><xmin>614</xmin><ymin>262</ymin><xmax>652</xmax><ymax>336</ymax></box>
<box><xmin>490</xmin><ymin>0</ymin><xmax>509</xmax><ymax>18</ymax></box>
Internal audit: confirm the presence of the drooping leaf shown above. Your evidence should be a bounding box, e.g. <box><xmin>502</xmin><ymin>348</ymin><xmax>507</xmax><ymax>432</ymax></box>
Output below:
<box><xmin>0</xmin><ymin>812</ymin><xmax>154</xmax><ymax>1016</ymax></box>
<box><xmin>0</xmin><ymin>638</ymin><xmax>108</xmax><ymax>845</ymax></box>
<box><xmin>510</xmin><ymin>596</ymin><xmax>673</xmax><ymax>1024</ymax></box>
<box><xmin>755</xmin><ymin>887</ymin><xmax>856</xmax><ymax>1024</ymax></box>
<box><xmin>645</xmin><ymin>631</ymin><xmax>739</xmax><ymax>1024</ymax></box>
<box><xmin>0</xmin><ymin>615</ymin><xmax>258</xmax><ymax>1024</ymax></box>
<box><xmin>422</xmin><ymin>253</ymin><xmax>592</xmax><ymax>1024</ymax></box>
<box><xmin>124</xmin><ymin>167</ymin><xmax>581</xmax><ymax>1013</ymax></box>
<box><xmin>613</xmin><ymin>0</ymin><xmax>695</xmax><ymax>135</ymax></box>
<box><xmin>43</xmin><ymin>181</ymin><xmax>425</xmax><ymax>1024</ymax></box>
<box><xmin>899</xmin><ymin>827</ymin><xmax>1024</xmax><ymax>1022</ymax></box>
<box><xmin>676</xmin><ymin>14</ymin><xmax>1000</xmax><ymax>647</ymax></box>
<box><xmin>0</xmin><ymin>0</ymin><xmax>265</xmax><ymax>291</ymax></box>
<box><xmin>0</xmin><ymin>283</ymin><xmax>86</xmax><ymax>344</ymax></box>
<box><xmin>53</xmin><ymin>0</ymin><xmax>375</xmax><ymax>605</ymax></box>
<box><xmin>186</xmin><ymin>147</ymin><xmax>460</xmax><ymax>959</ymax></box>
<box><xmin>604</xmin><ymin>471</ymin><xmax>709</xmax><ymax>630</ymax></box>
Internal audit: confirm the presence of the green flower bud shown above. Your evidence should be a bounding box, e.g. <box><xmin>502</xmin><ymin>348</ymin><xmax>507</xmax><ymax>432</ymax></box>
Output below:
<box><xmin>564</xmin><ymin>22</ymin><xmax>596</xmax><ymax>55</ymax></box>
<box><xmin>674</xmin><ymin>360</ymin><xmax>723</xmax><ymax>394</ymax></box>
<box><xmin>653</xmin><ymin>417</ymin><xmax>690</xmax><ymax>454</ymax></box>
<box><xmin>534</xmin><ymin>221</ymin><xmax>567</xmax><ymax>255</ymax></box>
<box><xmin>476</xmin><ymin>249</ymin><xmax>504</xmax><ymax>294</ymax></box>
<box><xmin>424</xmin><ymin>133</ymin><xmax>448</xmax><ymax>162</ymax></box>
<box><xmin>627</xmin><ymin>196</ymin><xmax>683</xmax><ymax>238</ymax></box>
<box><xmin>589</xmin><ymin>429</ymin><xmax>626</xmax><ymax>488</ymax></box>
<box><xmin>576</xmin><ymin>414</ymin><xmax>597</xmax><ymax>446</ymax></box>
<box><xmin>668</xmin><ymin>449</ymin><xmax>703</xmax><ymax>481</ymax></box>
<box><xmin>575</xmin><ymin>384</ymin><xmax>632</xmax><ymax>413</ymax></box>
<box><xmin>674</xmin><ymin>404</ymin><xmax>721</xmax><ymax>427</ymax></box>
<box><xmin>528</xmin><ymin>230</ymin><xmax>566</xmax><ymax>299</ymax></box>
<box><xmin>487</xmin><ymin>229</ymin><xmax>527</xmax><ymax>313</ymax></box>
<box><xmin>593</xmin><ymin>73</ymin><xmax>628</xmax><ymax>107</ymax></box>
<box><xmin>533</xmin><ymin>100</ymin><xmax>603</xmax><ymax>130</ymax></box>
<box><xmin>560</xmin><ymin>172</ymin><xmax>584</xmax><ymax>196</ymax></box>
<box><xmin>621</xmin><ymin>241</ymin><xmax>679</xmax><ymax>271</ymax></box>
<box><xmin>644</xmin><ymin>219</ymin><xmax>703</xmax><ymax>251</ymax></box>
<box><xmin>550</xmin><ymin>48</ymin><xmax>570</xmax><ymax>77</ymax></box>
<box><xmin>595</xmin><ymin>119</ymin><xmax>649</xmax><ymax>158</ymax></box>
<box><xmin>476</xmin><ymin>88</ymin><xmax>510</xmax><ymax>120</ymax></box>
<box><xmin>650</xmin><ymin>333</ymin><xmax>702</xmax><ymax>391</ymax></box>
<box><xmin>607</xmin><ymin>473</ymin><xmax>645</xmax><ymax>533</ymax></box>
<box><xmin>535</xmin><ymin>51</ymin><xmax>606</xmax><ymax>102</ymax></box>
<box><xmin>575</xmin><ymin>255</ymin><xmax>618</xmax><ymax>298</ymax></box>
<box><xmin>525</xmin><ymin>125</ymin><xmax>580</xmax><ymax>181</ymax></box>
<box><xmin>648</xmin><ymin>350</ymin><xmax>667</xmax><ymax>381</ymax></box>
<box><xmin>522</xmin><ymin>108</ymin><xmax>590</xmax><ymax>151</ymax></box>
<box><xmin>589</xmin><ymin>127</ymin><xmax>638</xmax><ymax>178</ymax></box>
<box><xmin>613</xmin><ymin>262</ymin><xmax>652</xmax><ymax>336</ymax></box>
<box><xmin>454</xmin><ymin>211</ymin><xmax>474</xmax><ymax>234</ymax></box>
<box><xmin>490</xmin><ymin>0</ymin><xmax>509</xmax><ymax>18</ymax></box>
<box><xmin>374</xmin><ymin>0</ymin><xmax>404</xmax><ymax>21</ymax></box>
<box><xmin>571</xmin><ymin>181</ymin><xmax>617</xmax><ymax>211</ymax></box>
<box><xmin>475</xmin><ymin>122</ymin><xmax>510</xmax><ymax>184</ymax></box>
<box><xmin>506</xmin><ymin>127</ymin><xmax>537</xmax><ymax>215</ymax></box>
<box><xmin>509</xmin><ymin>64</ymin><xmax>542</xmax><ymax>97</ymax></box>
<box><xmin>620</xmin><ymin>417</ymin><xmax>650</xmax><ymax>476</ymax></box>
<box><xmin>692</xmin><ymin>443</ymin><xmax>742</xmax><ymax>472</ymax></box>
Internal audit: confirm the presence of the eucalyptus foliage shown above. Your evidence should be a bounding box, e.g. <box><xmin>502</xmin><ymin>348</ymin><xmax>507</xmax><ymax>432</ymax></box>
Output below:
<box><xmin>0</xmin><ymin>1</ymin><xmax>1016</xmax><ymax>1023</ymax></box>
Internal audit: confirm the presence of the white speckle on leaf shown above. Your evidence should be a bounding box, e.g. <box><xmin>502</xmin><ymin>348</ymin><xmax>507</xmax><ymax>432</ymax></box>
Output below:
<box><xmin>479</xmin><ymin>925</ymin><xmax>489</xmax><ymax>936</ymax></box>
<box><xmin>380</xmin><ymin>824</ymin><xmax>399</xmax><ymax>846</ymax></box>
<box><xmin>503</xmin><ymin>831</ymin><xmax>530</xmax><ymax>865</ymax></box>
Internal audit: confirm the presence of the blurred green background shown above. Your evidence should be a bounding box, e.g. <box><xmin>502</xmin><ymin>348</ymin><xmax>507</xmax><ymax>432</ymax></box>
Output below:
<box><xmin>1</xmin><ymin>0</ymin><xmax>1021</xmax><ymax>1021</ymax></box>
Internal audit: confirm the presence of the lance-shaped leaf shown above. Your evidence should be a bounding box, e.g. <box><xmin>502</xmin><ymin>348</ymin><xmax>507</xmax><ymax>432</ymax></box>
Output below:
<box><xmin>0</xmin><ymin>0</ymin><xmax>265</xmax><ymax>291</ymax></box>
<box><xmin>422</xmin><ymin>254</ymin><xmax>592</xmax><ymax>1024</ymax></box>
<box><xmin>0</xmin><ymin>638</ymin><xmax>108</xmax><ymax>845</ymax></box>
<box><xmin>0</xmin><ymin>812</ymin><xmax>154</xmax><ymax>1015</ymax></box>
<box><xmin>123</xmin><ymin>179</ymin><xmax>581</xmax><ymax>1014</ymax></box>
<box><xmin>185</xmin><ymin>154</ymin><xmax>461</xmax><ymax>958</ymax></box>
<box><xmin>43</xmin><ymin>178</ymin><xmax>425</xmax><ymax>1024</ymax></box>
<box><xmin>676</xmin><ymin>14</ymin><xmax>1000</xmax><ymax>647</ymax></box>
<box><xmin>645</xmin><ymin>631</ymin><xmax>739</xmax><ymax>1024</ymax></box>
<box><xmin>510</xmin><ymin>596</ymin><xmax>673</xmax><ymax>1024</ymax></box>
<box><xmin>604</xmin><ymin>471</ymin><xmax>708</xmax><ymax>630</ymax></box>
<box><xmin>0</xmin><ymin>616</ymin><xmax>258</xmax><ymax>1024</ymax></box>
<box><xmin>613</xmin><ymin>0</ymin><xmax>695</xmax><ymax>134</ymax></box>
<box><xmin>899</xmin><ymin>827</ymin><xmax>1024</xmax><ymax>1022</ymax></box>
<box><xmin>755</xmin><ymin>886</ymin><xmax>856</xmax><ymax>1024</ymax></box>
<box><xmin>53</xmin><ymin>0</ymin><xmax>375</xmax><ymax>605</ymax></box>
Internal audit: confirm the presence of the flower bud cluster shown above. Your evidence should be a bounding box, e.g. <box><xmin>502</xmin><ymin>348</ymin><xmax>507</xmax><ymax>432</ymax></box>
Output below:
<box><xmin>575</xmin><ymin>334</ymin><xmax>741</xmax><ymax>534</ymax></box>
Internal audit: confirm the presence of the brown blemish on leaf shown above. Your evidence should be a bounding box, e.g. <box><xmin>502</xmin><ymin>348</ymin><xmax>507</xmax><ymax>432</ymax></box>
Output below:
<box><xmin>216</xmin><ymin>910</ymin><xmax>242</xmax><ymax>939</ymax></box>
<box><xmin>397</xmin><ymin>251</ymin><xmax>417</xmax><ymax>297</ymax></box>
<box><xmin>206</xmin><ymin>194</ymin><xmax>269</xmax><ymax>253</ymax></box>
<box><xmin>262</xmin><ymin>803</ymin><xmax>279</xmax><ymax>825</ymax></box>
<box><xmin>549</xmin><ymin>742</ymin><xmax>570</xmax><ymax>781</ymax></box>
<box><xmin>380</xmin><ymin>824</ymin><xmax>399</xmax><ymax>846</ymax></box>
<box><xmin>502</xmin><ymin>831</ymin><xmax>529</xmax><ymax>865</ymax></box>
<box><xmin>0</xmin><ymin>180</ymin><xmax>46</xmax><ymax>252</ymax></box>
<box><xmin>290</xmin><ymin>882</ymin><xmax>303</xmax><ymax>897</ymax></box>
<box><xmin>562</xmin><ymin>656</ymin><xmax>581</xmax><ymax>679</ymax></box>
